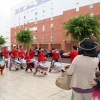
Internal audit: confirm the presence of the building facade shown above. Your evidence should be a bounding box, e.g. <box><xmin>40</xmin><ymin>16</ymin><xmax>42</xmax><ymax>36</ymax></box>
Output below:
<box><xmin>11</xmin><ymin>0</ymin><xmax>100</xmax><ymax>51</ymax></box>
<box><xmin>0</xmin><ymin>17</ymin><xmax>10</xmax><ymax>50</ymax></box>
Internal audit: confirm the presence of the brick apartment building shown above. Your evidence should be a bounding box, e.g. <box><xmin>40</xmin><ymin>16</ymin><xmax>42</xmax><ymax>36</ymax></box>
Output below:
<box><xmin>11</xmin><ymin>0</ymin><xmax>100</xmax><ymax>51</ymax></box>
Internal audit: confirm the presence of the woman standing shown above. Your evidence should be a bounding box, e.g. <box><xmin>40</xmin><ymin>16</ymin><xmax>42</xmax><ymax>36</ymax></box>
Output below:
<box><xmin>67</xmin><ymin>38</ymin><xmax>99</xmax><ymax>100</ymax></box>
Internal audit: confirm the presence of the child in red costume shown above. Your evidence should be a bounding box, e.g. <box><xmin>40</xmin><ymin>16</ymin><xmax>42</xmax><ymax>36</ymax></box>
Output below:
<box><xmin>2</xmin><ymin>47</ymin><xmax>9</xmax><ymax>68</ymax></box>
<box><xmin>18</xmin><ymin>46</ymin><xmax>25</xmax><ymax>69</ymax></box>
<box><xmin>89</xmin><ymin>71</ymin><xmax>100</xmax><ymax>100</ymax></box>
<box><xmin>24</xmin><ymin>51</ymin><xmax>32</xmax><ymax>72</ymax></box>
<box><xmin>0</xmin><ymin>52</ymin><xmax>5</xmax><ymax>75</ymax></box>
<box><xmin>9</xmin><ymin>46</ymin><xmax>18</xmax><ymax>70</ymax></box>
<box><xmin>49</xmin><ymin>48</ymin><xmax>61</xmax><ymax>72</ymax></box>
<box><xmin>34</xmin><ymin>47</ymin><xmax>46</xmax><ymax>75</ymax></box>
<box><xmin>29</xmin><ymin>48</ymin><xmax>35</xmax><ymax>59</ymax></box>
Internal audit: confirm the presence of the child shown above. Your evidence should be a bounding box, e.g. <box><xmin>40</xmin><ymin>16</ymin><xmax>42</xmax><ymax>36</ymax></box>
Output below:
<box><xmin>0</xmin><ymin>52</ymin><xmax>5</xmax><ymax>75</ymax></box>
<box><xmin>24</xmin><ymin>51</ymin><xmax>32</xmax><ymax>72</ymax></box>
<box><xmin>34</xmin><ymin>47</ymin><xmax>47</xmax><ymax>75</ymax></box>
<box><xmin>92</xmin><ymin>71</ymin><xmax>100</xmax><ymax>100</ymax></box>
<box><xmin>49</xmin><ymin>48</ymin><xmax>61</xmax><ymax>72</ymax></box>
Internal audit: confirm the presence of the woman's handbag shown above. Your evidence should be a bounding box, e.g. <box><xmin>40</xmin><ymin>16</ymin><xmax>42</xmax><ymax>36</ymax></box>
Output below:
<box><xmin>55</xmin><ymin>70</ymin><xmax>72</xmax><ymax>90</ymax></box>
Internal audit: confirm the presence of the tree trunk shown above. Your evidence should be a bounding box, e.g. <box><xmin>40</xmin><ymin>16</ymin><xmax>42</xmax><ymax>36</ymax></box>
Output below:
<box><xmin>26</xmin><ymin>44</ymin><xmax>27</xmax><ymax>50</ymax></box>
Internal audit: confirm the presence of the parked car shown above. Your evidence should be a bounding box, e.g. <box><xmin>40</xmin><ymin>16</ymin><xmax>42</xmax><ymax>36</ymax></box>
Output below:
<box><xmin>34</xmin><ymin>49</ymin><xmax>39</xmax><ymax>56</ymax></box>
<box><xmin>34</xmin><ymin>49</ymin><xmax>52</xmax><ymax>57</ymax></box>
<box><xmin>61</xmin><ymin>50</ymin><xmax>70</xmax><ymax>58</ymax></box>
<box><xmin>58</xmin><ymin>50</ymin><xmax>65</xmax><ymax>56</ymax></box>
<box><xmin>46</xmin><ymin>50</ymin><xmax>52</xmax><ymax>57</ymax></box>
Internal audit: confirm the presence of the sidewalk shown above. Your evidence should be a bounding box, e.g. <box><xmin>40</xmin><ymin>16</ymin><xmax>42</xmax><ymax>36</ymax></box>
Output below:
<box><xmin>0</xmin><ymin>62</ymin><xmax>72</xmax><ymax>100</ymax></box>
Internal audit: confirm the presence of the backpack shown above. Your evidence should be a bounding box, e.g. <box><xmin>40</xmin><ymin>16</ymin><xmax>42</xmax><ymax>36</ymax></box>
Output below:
<box><xmin>97</xmin><ymin>53</ymin><xmax>100</xmax><ymax>60</ymax></box>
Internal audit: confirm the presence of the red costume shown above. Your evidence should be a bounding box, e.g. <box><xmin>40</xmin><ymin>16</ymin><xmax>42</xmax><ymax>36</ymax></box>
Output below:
<box><xmin>69</xmin><ymin>50</ymin><xmax>78</xmax><ymax>62</ymax></box>
<box><xmin>38</xmin><ymin>51</ymin><xmax>45</xmax><ymax>61</ymax></box>
<box><xmin>11</xmin><ymin>49</ymin><xmax>18</xmax><ymax>58</ymax></box>
<box><xmin>2</xmin><ymin>50</ymin><xmax>9</xmax><ymax>58</ymax></box>
<box><xmin>52</xmin><ymin>51</ymin><xmax>60</xmax><ymax>60</ymax></box>
<box><xmin>24</xmin><ymin>55</ymin><xmax>31</xmax><ymax>63</ymax></box>
<box><xmin>18</xmin><ymin>50</ymin><xmax>25</xmax><ymax>59</ymax></box>
<box><xmin>29</xmin><ymin>50</ymin><xmax>35</xmax><ymax>59</ymax></box>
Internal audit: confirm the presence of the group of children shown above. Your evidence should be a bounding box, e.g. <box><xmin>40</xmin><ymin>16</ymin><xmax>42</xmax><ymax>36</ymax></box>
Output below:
<box><xmin>34</xmin><ymin>47</ymin><xmax>61</xmax><ymax>75</ymax></box>
<box><xmin>0</xmin><ymin>46</ymin><xmax>36</xmax><ymax>75</ymax></box>
<box><xmin>0</xmin><ymin>46</ymin><xmax>61</xmax><ymax>76</ymax></box>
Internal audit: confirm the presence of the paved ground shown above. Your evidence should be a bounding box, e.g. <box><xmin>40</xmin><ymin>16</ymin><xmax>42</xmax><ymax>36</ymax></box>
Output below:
<box><xmin>0</xmin><ymin>61</ymin><xmax>72</xmax><ymax>100</ymax></box>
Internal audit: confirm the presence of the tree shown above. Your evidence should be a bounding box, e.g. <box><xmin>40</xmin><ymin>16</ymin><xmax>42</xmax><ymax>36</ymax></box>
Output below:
<box><xmin>0</xmin><ymin>36</ymin><xmax>6</xmax><ymax>46</ymax></box>
<box><xmin>63</xmin><ymin>14</ymin><xmax>100</xmax><ymax>42</ymax></box>
<box><xmin>15</xmin><ymin>29</ymin><xmax>33</xmax><ymax>49</ymax></box>
<box><xmin>94</xmin><ymin>14</ymin><xmax>100</xmax><ymax>21</ymax></box>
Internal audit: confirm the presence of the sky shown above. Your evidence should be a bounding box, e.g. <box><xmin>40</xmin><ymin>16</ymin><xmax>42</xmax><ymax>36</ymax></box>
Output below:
<box><xmin>0</xmin><ymin>0</ymin><xmax>24</xmax><ymax>18</ymax></box>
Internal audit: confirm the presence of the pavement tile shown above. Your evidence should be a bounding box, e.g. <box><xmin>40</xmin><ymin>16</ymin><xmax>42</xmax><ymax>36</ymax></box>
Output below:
<box><xmin>0</xmin><ymin>97</ymin><xmax>5</xmax><ymax>100</ymax></box>
<box><xmin>0</xmin><ymin>61</ymin><xmax>71</xmax><ymax>100</ymax></box>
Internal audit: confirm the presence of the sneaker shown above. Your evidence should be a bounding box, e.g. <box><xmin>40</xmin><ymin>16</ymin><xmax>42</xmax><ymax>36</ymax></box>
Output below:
<box><xmin>9</xmin><ymin>68</ymin><xmax>11</xmax><ymax>71</ymax></box>
<box><xmin>33</xmin><ymin>72</ymin><xmax>36</xmax><ymax>75</ymax></box>
<box><xmin>20</xmin><ymin>66</ymin><xmax>24</xmax><ymax>69</ymax></box>
<box><xmin>44</xmin><ymin>73</ymin><xmax>47</xmax><ymax>75</ymax></box>
<box><xmin>16</xmin><ymin>68</ymin><xmax>19</xmax><ymax>70</ymax></box>
<box><xmin>49</xmin><ymin>69</ymin><xmax>51</xmax><ymax>72</ymax></box>
<box><xmin>34</xmin><ymin>70</ymin><xmax>37</xmax><ymax>75</ymax></box>
<box><xmin>41</xmin><ymin>71</ymin><xmax>43</xmax><ymax>74</ymax></box>
<box><xmin>30</xmin><ymin>69</ymin><xmax>33</xmax><ymax>72</ymax></box>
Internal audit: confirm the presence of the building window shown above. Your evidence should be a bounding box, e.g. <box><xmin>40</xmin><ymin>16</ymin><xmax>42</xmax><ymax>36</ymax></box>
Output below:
<box><xmin>90</xmin><ymin>13</ymin><xmax>93</xmax><ymax>16</ymax></box>
<box><xmin>51</xmin><ymin>17</ymin><xmax>53</xmax><ymax>20</ymax></box>
<box><xmin>33</xmin><ymin>36</ymin><xmax>37</xmax><ymax>41</ymax></box>
<box><xmin>33</xmin><ymin>27</ymin><xmax>37</xmax><ymax>33</ymax></box>
<box><xmin>35</xmin><ymin>18</ymin><xmax>37</xmax><ymax>24</ymax></box>
<box><xmin>35</xmin><ymin>0</ymin><xmax>37</xmax><ymax>6</ymax></box>
<box><xmin>50</xmin><ymin>24</ymin><xmax>53</xmax><ymax>30</ymax></box>
<box><xmin>90</xmin><ymin>4</ymin><xmax>93</xmax><ymax>8</ymax></box>
<box><xmin>42</xmin><ymin>19</ymin><xmax>45</xmax><ymax>22</ymax></box>
<box><xmin>43</xmin><ymin>10</ymin><xmax>45</xmax><ymax>13</ymax></box>
<box><xmin>50</xmin><ymin>34</ymin><xmax>54</xmax><ymax>41</ymax></box>
<box><xmin>15</xmin><ymin>39</ymin><xmax>16</xmax><ymax>43</ymax></box>
<box><xmin>42</xmin><ymin>35</ymin><xmax>45</xmax><ymax>41</ymax></box>
<box><xmin>51</xmin><ymin>8</ymin><xmax>53</xmax><ymax>10</ymax></box>
<box><xmin>24</xmin><ymin>16</ymin><xmax>25</xmax><ymax>19</ymax></box>
<box><xmin>35</xmin><ymin>30</ymin><xmax>37</xmax><ymax>33</ymax></box>
<box><xmin>76</xmin><ymin>2</ymin><xmax>79</xmax><ymax>12</ymax></box>
<box><xmin>35</xmin><ymin>12</ymin><xmax>37</xmax><ymax>15</ymax></box>
<box><xmin>19</xmin><ymin>15</ymin><xmax>20</xmax><ymax>21</ymax></box>
<box><xmin>14</xmin><ymin>32</ymin><xmax>16</xmax><ymax>36</ymax></box>
<box><xmin>42</xmin><ymin>15</ymin><xmax>45</xmax><ymax>22</ymax></box>
<box><xmin>42</xmin><ymin>25</ymin><xmax>45</xmax><ymax>31</ymax></box>
<box><xmin>24</xmin><ymin>23</ymin><xmax>25</xmax><ymax>27</ymax></box>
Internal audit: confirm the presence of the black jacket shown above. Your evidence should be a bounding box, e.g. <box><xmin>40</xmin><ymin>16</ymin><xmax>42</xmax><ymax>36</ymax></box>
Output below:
<box><xmin>95</xmin><ymin>76</ymin><xmax>100</xmax><ymax>85</ymax></box>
